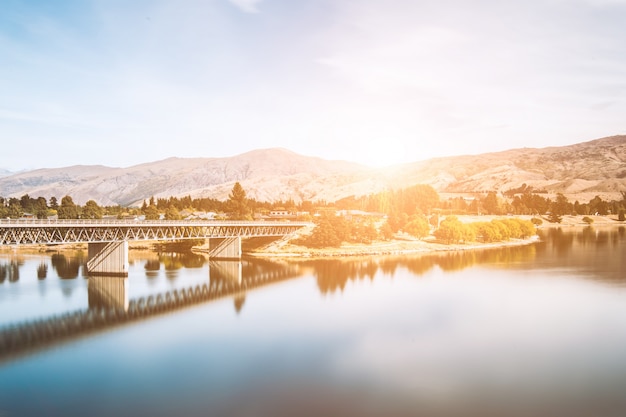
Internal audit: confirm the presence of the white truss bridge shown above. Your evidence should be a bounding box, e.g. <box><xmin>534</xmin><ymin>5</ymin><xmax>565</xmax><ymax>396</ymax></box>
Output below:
<box><xmin>0</xmin><ymin>219</ymin><xmax>312</xmax><ymax>275</ymax></box>
<box><xmin>0</xmin><ymin>219</ymin><xmax>311</xmax><ymax>245</ymax></box>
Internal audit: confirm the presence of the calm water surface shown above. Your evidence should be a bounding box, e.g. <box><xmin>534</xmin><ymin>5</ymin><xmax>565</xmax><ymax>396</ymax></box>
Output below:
<box><xmin>1</xmin><ymin>227</ymin><xmax>626</xmax><ymax>417</ymax></box>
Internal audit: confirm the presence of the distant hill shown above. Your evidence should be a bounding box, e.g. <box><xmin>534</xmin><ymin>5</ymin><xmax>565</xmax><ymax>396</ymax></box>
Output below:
<box><xmin>0</xmin><ymin>136</ymin><xmax>625</xmax><ymax>206</ymax></box>
<box><xmin>390</xmin><ymin>135</ymin><xmax>626</xmax><ymax>201</ymax></box>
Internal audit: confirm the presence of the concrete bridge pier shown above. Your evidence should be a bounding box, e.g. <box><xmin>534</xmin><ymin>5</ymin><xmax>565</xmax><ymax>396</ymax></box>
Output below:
<box><xmin>208</xmin><ymin>237</ymin><xmax>242</xmax><ymax>259</ymax></box>
<box><xmin>85</xmin><ymin>237</ymin><xmax>242</xmax><ymax>277</ymax></box>
<box><xmin>87</xmin><ymin>241</ymin><xmax>129</xmax><ymax>276</ymax></box>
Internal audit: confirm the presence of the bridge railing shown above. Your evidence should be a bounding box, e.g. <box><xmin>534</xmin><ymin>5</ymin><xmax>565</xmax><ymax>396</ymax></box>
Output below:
<box><xmin>0</xmin><ymin>219</ymin><xmax>313</xmax><ymax>227</ymax></box>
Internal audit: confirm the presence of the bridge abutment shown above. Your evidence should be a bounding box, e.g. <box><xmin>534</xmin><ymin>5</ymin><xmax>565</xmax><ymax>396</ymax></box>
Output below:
<box><xmin>87</xmin><ymin>241</ymin><xmax>129</xmax><ymax>276</ymax></box>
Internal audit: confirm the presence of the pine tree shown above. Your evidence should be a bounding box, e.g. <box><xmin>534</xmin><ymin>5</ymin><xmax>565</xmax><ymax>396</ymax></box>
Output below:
<box><xmin>228</xmin><ymin>182</ymin><xmax>251</xmax><ymax>220</ymax></box>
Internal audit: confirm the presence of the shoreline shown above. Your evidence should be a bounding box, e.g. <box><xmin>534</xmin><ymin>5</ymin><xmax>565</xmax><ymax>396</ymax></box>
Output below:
<box><xmin>247</xmin><ymin>236</ymin><xmax>541</xmax><ymax>259</ymax></box>
<box><xmin>249</xmin><ymin>214</ymin><xmax>626</xmax><ymax>259</ymax></box>
<box><xmin>1</xmin><ymin>215</ymin><xmax>623</xmax><ymax>257</ymax></box>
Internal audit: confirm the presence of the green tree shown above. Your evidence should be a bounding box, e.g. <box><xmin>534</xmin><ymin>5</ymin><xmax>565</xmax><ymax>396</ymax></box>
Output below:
<box><xmin>404</xmin><ymin>216</ymin><xmax>430</xmax><ymax>240</ymax></box>
<box><xmin>351</xmin><ymin>219</ymin><xmax>378</xmax><ymax>243</ymax></box>
<box><xmin>82</xmin><ymin>200</ymin><xmax>103</xmax><ymax>219</ymax></box>
<box><xmin>482</xmin><ymin>192</ymin><xmax>500</xmax><ymax>215</ymax></box>
<box><xmin>165</xmin><ymin>206</ymin><xmax>182</xmax><ymax>220</ymax></box>
<box><xmin>379</xmin><ymin>221</ymin><xmax>395</xmax><ymax>240</ymax></box>
<box><xmin>57</xmin><ymin>196</ymin><xmax>79</xmax><ymax>219</ymax></box>
<box><xmin>7</xmin><ymin>200</ymin><xmax>23</xmax><ymax>219</ymax></box>
<box><xmin>552</xmin><ymin>193</ymin><xmax>572</xmax><ymax>216</ymax></box>
<box><xmin>227</xmin><ymin>182</ymin><xmax>251</xmax><ymax>220</ymax></box>
<box><xmin>434</xmin><ymin>215</ymin><xmax>470</xmax><ymax>244</ymax></box>
<box><xmin>404</xmin><ymin>184</ymin><xmax>440</xmax><ymax>215</ymax></box>
<box><xmin>144</xmin><ymin>205</ymin><xmax>160</xmax><ymax>220</ymax></box>
<box><xmin>306</xmin><ymin>214</ymin><xmax>342</xmax><ymax>247</ymax></box>
<box><xmin>548</xmin><ymin>212</ymin><xmax>562</xmax><ymax>223</ymax></box>
<box><xmin>20</xmin><ymin>194</ymin><xmax>35</xmax><ymax>214</ymax></box>
<box><xmin>473</xmin><ymin>222</ymin><xmax>501</xmax><ymax>243</ymax></box>
<box><xmin>34</xmin><ymin>197</ymin><xmax>49</xmax><ymax>219</ymax></box>
<box><xmin>588</xmin><ymin>195</ymin><xmax>608</xmax><ymax>215</ymax></box>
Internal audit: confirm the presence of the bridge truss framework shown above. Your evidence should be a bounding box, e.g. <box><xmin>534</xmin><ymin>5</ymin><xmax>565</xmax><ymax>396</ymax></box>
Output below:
<box><xmin>0</xmin><ymin>219</ymin><xmax>310</xmax><ymax>245</ymax></box>
<box><xmin>0</xmin><ymin>219</ymin><xmax>311</xmax><ymax>275</ymax></box>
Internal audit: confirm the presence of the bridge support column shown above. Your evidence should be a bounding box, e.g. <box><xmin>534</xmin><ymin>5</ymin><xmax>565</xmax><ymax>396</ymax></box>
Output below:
<box><xmin>208</xmin><ymin>237</ymin><xmax>241</xmax><ymax>259</ymax></box>
<box><xmin>87</xmin><ymin>241</ymin><xmax>129</xmax><ymax>276</ymax></box>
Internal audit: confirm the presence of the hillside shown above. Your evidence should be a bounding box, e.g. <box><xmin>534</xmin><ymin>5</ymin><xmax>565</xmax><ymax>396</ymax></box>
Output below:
<box><xmin>0</xmin><ymin>136</ymin><xmax>624</xmax><ymax>206</ymax></box>
<box><xmin>390</xmin><ymin>135</ymin><xmax>626</xmax><ymax>201</ymax></box>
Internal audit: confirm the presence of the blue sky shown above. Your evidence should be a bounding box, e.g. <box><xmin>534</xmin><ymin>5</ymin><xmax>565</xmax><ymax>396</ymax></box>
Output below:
<box><xmin>1</xmin><ymin>0</ymin><xmax>625</xmax><ymax>171</ymax></box>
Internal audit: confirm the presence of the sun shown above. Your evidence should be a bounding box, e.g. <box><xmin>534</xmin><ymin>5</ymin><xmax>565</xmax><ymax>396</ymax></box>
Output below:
<box><xmin>360</xmin><ymin>140</ymin><xmax>409</xmax><ymax>168</ymax></box>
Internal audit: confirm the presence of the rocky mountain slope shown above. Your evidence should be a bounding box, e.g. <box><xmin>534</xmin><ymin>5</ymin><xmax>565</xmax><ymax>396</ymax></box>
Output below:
<box><xmin>0</xmin><ymin>136</ymin><xmax>624</xmax><ymax>206</ymax></box>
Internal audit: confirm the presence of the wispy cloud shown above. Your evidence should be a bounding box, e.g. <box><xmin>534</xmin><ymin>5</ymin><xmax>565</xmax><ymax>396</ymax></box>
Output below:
<box><xmin>0</xmin><ymin>0</ymin><xmax>624</xmax><ymax>170</ymax></box>
<box><xmin>228</xmin><ymin>0</ymin><xmax>263</xmax><ymax>13</ymax></box>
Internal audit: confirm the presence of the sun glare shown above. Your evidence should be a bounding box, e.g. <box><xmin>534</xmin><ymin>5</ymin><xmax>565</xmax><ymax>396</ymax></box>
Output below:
<box><xmin>362</xmin><ymin>141</ymin><xmax>408</xmax><ymax>168</ymax></box>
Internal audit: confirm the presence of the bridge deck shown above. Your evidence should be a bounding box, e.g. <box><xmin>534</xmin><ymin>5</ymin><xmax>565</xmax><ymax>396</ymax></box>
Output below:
<box><xmin>0</xmin><ymin>220</ymin><xmax>311</xmax><ymax>245</ymax></box>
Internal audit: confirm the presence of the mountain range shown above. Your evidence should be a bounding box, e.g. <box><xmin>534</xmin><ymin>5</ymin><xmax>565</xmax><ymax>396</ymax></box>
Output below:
<box><xmin>0</xmin><ymin>135</ymin><xmax>625</xmax><ymax>206</ymax></box>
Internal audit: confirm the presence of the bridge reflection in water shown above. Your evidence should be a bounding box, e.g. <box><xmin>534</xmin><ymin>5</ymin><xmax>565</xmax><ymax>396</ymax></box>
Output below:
<box><xmin>0</xmin><ymin>259</ymin><xmax>301</xmax><ymax>362</ymax></box>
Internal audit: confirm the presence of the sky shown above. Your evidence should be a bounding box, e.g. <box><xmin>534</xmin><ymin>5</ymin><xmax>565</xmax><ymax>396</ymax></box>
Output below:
<box><xmin>1</xmin><ymin>0</ymin><xmax>625</xmax><ymax>171</ymax></box>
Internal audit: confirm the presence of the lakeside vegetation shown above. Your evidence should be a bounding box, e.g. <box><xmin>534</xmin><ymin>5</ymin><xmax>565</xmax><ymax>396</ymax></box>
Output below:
<box><xmin>2</xmin><ymin>183</ymin><xmax>626</xmax><ymax>249</ymax></box>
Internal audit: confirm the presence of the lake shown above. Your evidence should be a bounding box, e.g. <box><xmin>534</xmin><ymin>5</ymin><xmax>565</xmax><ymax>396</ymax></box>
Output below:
<box><xmin>1</xmin><ymin>226</ymin><xmax>626</xmax><ymax>417</ymax></box>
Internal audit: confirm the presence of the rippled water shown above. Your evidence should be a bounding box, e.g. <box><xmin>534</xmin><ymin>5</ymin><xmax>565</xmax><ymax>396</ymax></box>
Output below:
<box><xmin>1</xmin><ymin>226</ymin><xmax>625</xmax><ymax>417</ymax></box>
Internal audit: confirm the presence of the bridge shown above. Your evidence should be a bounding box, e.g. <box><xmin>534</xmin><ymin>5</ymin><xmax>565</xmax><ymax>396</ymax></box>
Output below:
<box><xmin>0</xmin><ymin>219</ymin><xmax>311</xmax><ymax>275</ymax></box>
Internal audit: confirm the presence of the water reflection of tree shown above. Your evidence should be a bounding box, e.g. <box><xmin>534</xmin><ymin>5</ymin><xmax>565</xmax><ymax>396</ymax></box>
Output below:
<box><xmin>37</xmin><ymin>262</ymin><xmax>48</xmax><ymax>279</ymax></box>
<box><xmin>154</xmin><ymin>240</ymin><xmax>205</xmax><ymax>253</ymax></box>
<box><xmin>159</xmin><ymin>252</ymin><xmax>207</xmax><ymax>281</ymax></box>
<box><xmin>234</xmin><ymin>295</ymin><xmax>246</xmax><ymax>314</ymax></box>
<box><xmin>312</xmin><ymin>259</ymin><xmax>380</xmax><ymax>294</ymax></box>
<box><xmin>578</xmin><ymin>226</ymin><xmax>596</xmax><ymax>246</ymax></box>
<box><xmin>159</xmin><ymin>252</ymin><xmax>206</xmax><ymax>269</ymax></box>
<box><xmin>309</xmin><ymin>245</ymin><xmax>538</xmax><ymax>294</ymax></box>
<box><xmin>539</xmin><ymin>228</ymin><xmax>575</xmax><ymax>256</ymax></box>
<box><xmin>537</xmin><ymin>227</ymin><xmax>626</xmax><ymax>284</ymax></box>
<box><xmin>0</xmin><ymin>261</ymin><xmax>20</xmax><ymax>283</ymax></box>
<box><xmin>402</xmin><ymin>256</ymin><xmax>436</xmax><ymax>275</ymax></box>
<box><xmin>596</xmin><ymin>230</ymin><xmax>609</xmax><ymax>248</ymax></box>
<box><xmin>144</xmin><ymin>259</ymin><xmax>160</xmax><ymax>279</ymax></box>
<box><xmin>50</xmin><ymin>253</ymin><xmax>83</xmax><ymax>279</ymax></box>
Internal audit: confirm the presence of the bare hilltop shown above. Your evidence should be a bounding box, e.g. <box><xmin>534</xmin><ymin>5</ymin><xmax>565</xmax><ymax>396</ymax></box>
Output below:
<box><xmin>0</xmin><ymin>135</ymin><xmax>624</xmax><ymax>206</ymax></box>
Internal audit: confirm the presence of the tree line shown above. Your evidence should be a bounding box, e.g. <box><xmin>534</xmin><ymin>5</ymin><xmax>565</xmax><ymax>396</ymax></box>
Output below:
<box><xmin>3</xmin><ymin>183</ymin><xmax>625</xmax><ymax>247</ymax></box>
<box><xmin>0</xmin><ymin>195</ymin><xmax>106</xmax><ymax>220</ymax></box>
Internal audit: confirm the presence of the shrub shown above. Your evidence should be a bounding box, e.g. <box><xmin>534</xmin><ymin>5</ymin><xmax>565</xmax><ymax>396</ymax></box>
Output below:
<box><xmin>404</xmin><ymin>216</ymin><xmax>430</xmax><ymax>240</ymax></box>
<box><xmin>582</xmin><ymin>216</ymin><xmax>594</xmax><ymax>225</ymax></box>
